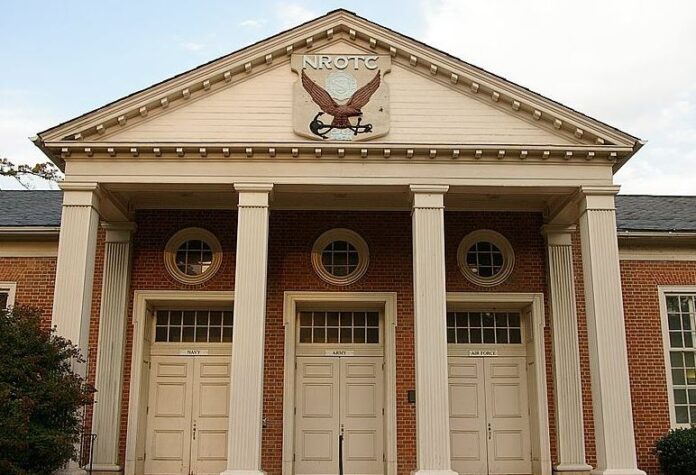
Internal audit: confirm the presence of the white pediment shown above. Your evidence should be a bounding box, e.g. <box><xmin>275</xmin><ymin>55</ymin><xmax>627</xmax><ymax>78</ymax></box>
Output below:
<box><xmin>37</xmin><ymin>9</ymin><xmax>639</xmax><ymax>167</ymax></box>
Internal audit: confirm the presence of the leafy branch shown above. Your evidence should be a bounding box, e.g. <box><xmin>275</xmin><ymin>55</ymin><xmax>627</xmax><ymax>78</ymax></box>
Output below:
<box><xmin>0</xmin><ymin>157</ymin><xmax>63</xmax><ymax>189</ymax></box>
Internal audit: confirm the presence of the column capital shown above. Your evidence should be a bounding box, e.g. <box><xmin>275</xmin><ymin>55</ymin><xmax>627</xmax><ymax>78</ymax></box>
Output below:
<box><xmin>59</xmin><ymin>182</ymin><xmax>101</xmax><ymax>210</ymax></box>
<box><xmin>234</xmin><ymin>183</ymin><xmax>274</xmax><ymax>208</ymax></box>
<box><xmin>578</xmin><ymin>185</ymin><xmax>620</xmax><ymax>213</ymax></box>
<box><xmin>410</xmin><ymin>185</ymin><xmax>449</xmax><ymax>209</ymax></box>
<box><xmin>101</xmin><ymin>221</ymin><xmax>137</xmax><ymax>243</ymax></box>
<box><xmin>541</xmin><ymin>224</ymin><xmax>576</xmax><ymax>246</ymax></box>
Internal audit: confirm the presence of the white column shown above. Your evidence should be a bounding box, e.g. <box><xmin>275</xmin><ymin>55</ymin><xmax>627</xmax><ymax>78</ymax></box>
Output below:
<box><xmin>53</xmin><ymin>183</ymin><xmax>101</xmax><ymax>475</ymax></box>
<box><xmin>543</xmin><ymin>225</ymin><xmax>592</xmax><ymax>474</ymax></box>
<box><xmin>222</xmin><ymin>183</ymin><xmax>273</xmax><ymax>475</ymax></box>
<box><xmin>410</xmin><ymin>185</ymin><xmax>457</xmax><ymax>475</ymax></box>
<box><xmin>91</xmin><ymin>222</ymin><xmax>135</xmax><ymax>474</ymax></box>
<box><xmin>578</xmin><ymin>187</ymin><xmax>645</xmax><ymax>475</ymax></box>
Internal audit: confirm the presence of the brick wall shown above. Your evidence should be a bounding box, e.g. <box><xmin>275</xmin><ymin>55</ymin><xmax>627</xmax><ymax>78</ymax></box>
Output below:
<box><xmin>620</xmin><ymin>259</ymin><xmax>696</xmax><ymax>475</ymax></box>
<box><xmin>0</xmin><ymin>254</ymin><xmax>57</xmax><ymax>325</ymax></box>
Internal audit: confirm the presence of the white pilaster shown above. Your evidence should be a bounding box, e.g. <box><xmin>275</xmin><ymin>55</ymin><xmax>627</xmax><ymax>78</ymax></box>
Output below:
<box><xmin>578</xmin><ymin>187</ymin><xmax>645</xmax><ymax>475</ymax></box>
<box><xmin>410</xmin><ymin>185</ymin><xmax>457</xmax><ymax>475</ymax></box>
<box><xmin>543</xmin><ymin>225</ymin><xmax>592</xmax><ymax>474</ymax></box>
<box><xmin>52</xmin><ymin>183</ymin><xmax>101</xmax><ymax>475</ymax></box>
<box><xmin>91</xmin><ymin>222</ymin><xmax>135</xmax><ymax>474</ymax></box>
<box><xmin>222</xmin><ymin>183</ymin><xmax>273</xmax><ymax>475</ymax></box>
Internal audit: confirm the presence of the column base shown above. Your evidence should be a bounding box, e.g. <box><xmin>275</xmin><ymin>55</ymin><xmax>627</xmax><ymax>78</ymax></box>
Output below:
<box><xmin>89</xmin><ymin>463</ymin><xmax>123</xmax><ymax>474</ymax></box>
<box><xmin>411</xmin><ymin>470</ymin><xmax>458</xmax><ymax>475</ymax></box>
<box><xmin>554</xmin><ymin>463</ymin><xmax>593</xmax><ymax>474</ymax></box>
<box><xmin>590</xmin><ymin>469</ymin><xmax>646</xmax><ymax>475</ymax></box>
<box><xmin>220</xmin><ymin>470</ymin><xmax>266</xmax><ymax>475</ymax></box>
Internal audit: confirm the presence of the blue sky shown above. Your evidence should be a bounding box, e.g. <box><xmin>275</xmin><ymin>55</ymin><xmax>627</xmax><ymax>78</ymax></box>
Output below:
<box><xmin>1</xmin><ymin>1</ymin><xmax>695</xmax><ymax>193</ymax></box>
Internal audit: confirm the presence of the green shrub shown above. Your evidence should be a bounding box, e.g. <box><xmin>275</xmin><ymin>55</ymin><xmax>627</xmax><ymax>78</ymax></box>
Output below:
<box><xmin>655</xmin><ymin>426</ymin><xmax>696</xmax><ymax>475</ymax></box>
<box><xmin>0</xmin><ymin>306</ymin><xmax>94</xmax><ymax>475</ymax></box>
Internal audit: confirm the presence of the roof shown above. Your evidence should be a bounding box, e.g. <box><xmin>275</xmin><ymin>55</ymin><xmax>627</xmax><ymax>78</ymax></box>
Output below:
<box><xmin>615</xmin><ymin>195</ymin><xmax>696</xmax><ymax>233</ymax></box>
<box><xmin>0</xmin><ymin>191</ymin><xmax>694</xmax><ymax>234</ymax></box>
<box><xmin>0</xmin><ymin>190</ymin><xmax>63</xmax><ymax>227</ymax></box>
<box><xmin>34</xmin><ymin>9</ymin><xmax>642</xmax><ymax>171</ymax></box>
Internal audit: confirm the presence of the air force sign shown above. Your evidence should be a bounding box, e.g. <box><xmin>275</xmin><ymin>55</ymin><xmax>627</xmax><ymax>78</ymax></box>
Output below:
<box><xmin>292</xmin><ymin>54</ymin><xmax>391</xmax><ymax>141</ymax></box>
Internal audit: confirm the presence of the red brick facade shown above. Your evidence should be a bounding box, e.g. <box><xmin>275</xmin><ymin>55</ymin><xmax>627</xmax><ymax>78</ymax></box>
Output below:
<box><xmin>621</xmin><ymin>259</ymin><xmax>696</xmax><ymax>475</ymax></box>
<box><xmin>4</xmin><ymin>211</ymin><xmax>694</xmax><ymax>475</ymax></box>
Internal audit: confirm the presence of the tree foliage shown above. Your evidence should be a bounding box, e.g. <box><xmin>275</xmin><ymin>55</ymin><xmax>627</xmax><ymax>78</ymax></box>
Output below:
<box><xmin>0</xmin><ymin>158</ymin><xmax>62</xmax><ymax>189</ymax></box>
<box><xmin>0</xmin><ymin>306</ymin><xmax>94</xmax><ymax>475</ymax></box>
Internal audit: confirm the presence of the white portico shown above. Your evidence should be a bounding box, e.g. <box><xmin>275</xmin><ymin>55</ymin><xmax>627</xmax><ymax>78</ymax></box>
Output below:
<box><xmin>35</xmin><ymin>9</ymin><xmax>646</xmax><ymax>475</ymax></box>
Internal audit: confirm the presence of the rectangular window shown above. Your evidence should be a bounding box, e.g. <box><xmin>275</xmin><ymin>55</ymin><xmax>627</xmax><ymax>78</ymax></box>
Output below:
<box><xmin>664</xmin><ymin>293</ymin><xmax>696</xmax><ymax>426</ymax></box>
<box><xmin>447</xmin><ymin>311</ymin><xmax>522</xmax><ymax>344</ymax></box>
<box><xmin>0</xmin><ymin>282</ymin><xmax>17</xmax><ymax>310</ymax></box>
<box><xmin>298</xmin><ymin>310</ymin><xmax>380</xmax><ymax>344</ymax></box>
<box><xmin>154</xmin><ymin>309</ymin><xmax>233</xmax><ymax>343</ymax></box>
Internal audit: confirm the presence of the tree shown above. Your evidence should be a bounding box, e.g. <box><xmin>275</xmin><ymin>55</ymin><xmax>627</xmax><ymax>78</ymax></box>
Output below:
<box><xmin>0</xmin><ymin>306</ymin><xmax>94</xmax><ymax>475</ymax></box>
<box><xmin>0</xmin><ymin>158</ymin><xmax>62</xmax><ymax>189</ymax></box>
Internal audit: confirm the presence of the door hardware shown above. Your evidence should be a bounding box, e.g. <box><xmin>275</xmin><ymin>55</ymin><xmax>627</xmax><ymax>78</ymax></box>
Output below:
<box><xmin>487</xmin><ymin>422</ymin><xmax>492</xmax><ymax>440</ymax></box>
<box><xmin>338</xmin><ymin>424</ymin><xmax>345</xmax><ymax>475</ymax></box>
<box><xmin>192</xmin><ymin>421</ymin><xmax>197</xmax><ymax>440</ymax></box>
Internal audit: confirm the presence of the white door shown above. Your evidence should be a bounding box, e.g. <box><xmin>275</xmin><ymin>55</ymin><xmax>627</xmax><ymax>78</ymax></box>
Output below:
<box><xmin>144</xmin><ymin>355</ymin><xmax>230</xmax><ymax>475</ymax></box>
<box><xmin>449</xmin><ymin>357</ymin><xmax>531</xmax><ymax>475</ymax></box>
<box><xmin>295</xmin><ymin>356</ymin><xmax>384</xmax><ymax>475</ymax></box>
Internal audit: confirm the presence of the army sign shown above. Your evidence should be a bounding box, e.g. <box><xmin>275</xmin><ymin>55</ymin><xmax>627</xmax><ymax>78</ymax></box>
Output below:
<box><xmin>291</xmin><ymin>54</ymin><xmax>391</xmax><ymax>141</ymax></box>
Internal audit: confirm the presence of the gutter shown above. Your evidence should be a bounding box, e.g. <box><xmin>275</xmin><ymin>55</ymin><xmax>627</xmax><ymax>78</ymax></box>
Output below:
<box><xmin>0</xmin><ymin>226</ymin><xmax>61</xmax><ymax>238</ymax></box>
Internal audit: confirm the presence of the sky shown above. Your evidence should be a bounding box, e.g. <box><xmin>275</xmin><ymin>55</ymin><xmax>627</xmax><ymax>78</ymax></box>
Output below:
<box><xmin>1</xmin><ymin>0</ymin><xmax>695</xmax><ymax>194</ymax></box>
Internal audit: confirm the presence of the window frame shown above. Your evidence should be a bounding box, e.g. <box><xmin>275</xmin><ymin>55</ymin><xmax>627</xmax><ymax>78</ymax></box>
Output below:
<box><xmin>0</xmin><ymin>282</ymin><xmax>17</xmax><ymax>310</ymax></box>
<box><xmin>659</xmin><ymin>286</ymin><xmax>696</xmax><ymax>428</ymax></box>
<box><xmin>163</xmin><ymin>227</ymin><xmax>223</xmax><ymax>285</ymax></box>
<box><xmin>457</xmin><ymin>229</ymin><xmax>515</xmax><ymax>287</ymax></box>
<box><xmin>311</xmin><ymin>228</ymin><xmax>370</xmax><ymax>286</ymax></box>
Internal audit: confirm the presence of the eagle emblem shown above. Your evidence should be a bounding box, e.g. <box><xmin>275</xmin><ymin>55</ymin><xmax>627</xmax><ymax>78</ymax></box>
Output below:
<box><xmin>301</xmin><ymin>70</ymin><xmax>381</xmax><ymax>139</ymax></box>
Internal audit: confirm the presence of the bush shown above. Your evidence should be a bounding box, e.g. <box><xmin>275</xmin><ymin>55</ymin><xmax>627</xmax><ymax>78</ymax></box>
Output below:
<box><xmin>655</xmin><ymin>426</ymin><xmax>696</xmax><ymax>475</ymax></box>
<box><xmin>0</xmin><ymin>306</ymin><xmax>94</xmax><ymax>475</ymax></box>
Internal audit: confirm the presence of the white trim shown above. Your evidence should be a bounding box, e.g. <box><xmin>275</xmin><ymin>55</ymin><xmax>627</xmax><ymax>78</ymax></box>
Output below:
<box><xmin>281</xmin><ymin>291</ymin><xmax>398</xmax><ymax>475</ymax></box>
<box><xmin>0</xmin><ymin>282</ymin><xmax>17</xmax><ymax>309</ymax></box>
<box><xmin>446</xmin><ymin>292</ymin><xmax>551</xmax><ymax>475</ymax></box>
<box><xmin>124</xmin><ymin>290</ymin><xmax>234</xmax><ymax>475</ymax></box>
<box><xmin>457</xmin><ymin>230</ymin><xmax>515</xmax><ymax>287</ymax></box>
<box><xmin>658</xmin><ymin>285</ymin><xmax>696</xmax><ymax>429</ymax></box>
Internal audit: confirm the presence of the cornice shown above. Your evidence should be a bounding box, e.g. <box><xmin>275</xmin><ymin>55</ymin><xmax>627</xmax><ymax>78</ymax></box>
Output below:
<box><xmin>34</xmin><ymin>10</ymin><xmax>640</xmax><ymax>172</ymax></box>
<box><xmin>49</xmin><ymin>141</ymin><xmax>630</xmax><ymax>165</ymax></box>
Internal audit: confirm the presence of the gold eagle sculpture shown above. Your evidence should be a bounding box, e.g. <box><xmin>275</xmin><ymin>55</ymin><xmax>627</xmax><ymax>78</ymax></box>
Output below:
<box><xmin>301</xmin><ymin>70</ymin><xmax>381</xmax><ymax>128</ymax></box>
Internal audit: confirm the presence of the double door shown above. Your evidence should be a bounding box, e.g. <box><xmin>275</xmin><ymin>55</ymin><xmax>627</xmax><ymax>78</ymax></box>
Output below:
<box><xmin>144</xmin><ymin>355</ymin><xmax>230</xmax><ymax>475</ymax></box>
<box><xmin>448</xmin><ymin>357</ymin><xmax>531</xmax><ymax>475</ymax></box>
<box><xmin>295</xmin><ymin>356</ymin><xmax>384</xmax><ymax>474</ymax></box>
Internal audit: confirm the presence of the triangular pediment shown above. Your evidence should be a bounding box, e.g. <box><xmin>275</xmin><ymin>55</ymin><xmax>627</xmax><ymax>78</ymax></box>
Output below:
<box><xmin>36</xmin><ymin>9</ymin><xmax>640</xmax><ymax>166</ymax></box>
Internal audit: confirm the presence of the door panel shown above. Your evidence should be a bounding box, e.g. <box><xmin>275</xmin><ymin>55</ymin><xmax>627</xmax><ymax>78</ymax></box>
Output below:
<box><xmin>295</xmin><ymin>358</ymin><xmax>340</xmax><ymax>473</ymax></box>
<box><xmin>485</xmin><ymin>358</ymin><xmax>531</xmax><ymax>475</ymax></box>
<box><xmin>295</xmin><ymin>357</ymin><xmax>384</xmax><ymax>475</ymax></box>
<box><xmin>191</xmin><ymin>357</ymin><xmax>230</xmax><ymax>475</ymax></box>
<box><xmin>448</xmin><ymin>356</ymin><xmax>532</xmax><ymax>475</ymax></box>
<box><xmin>340</xmin><ymin>357</ymin><xmax>384</xmax><ymax>474</ymax></box>
<box><xmin>145</xmin><ymin>357</ymin><xmax>193</xmax><ymax>475</ymax></box>
<box><xmin>448</xmin><ymin>358</ymin><xmax>487</xmax><ymax>474</ymax></box>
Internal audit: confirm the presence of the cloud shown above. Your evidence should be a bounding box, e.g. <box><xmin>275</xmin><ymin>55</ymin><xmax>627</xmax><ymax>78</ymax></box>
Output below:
<box><xmin>239</xmin><ymin>19</ymin><xmax>267</xmax><ymax>28</ymax></box>
<box><xmin>274</xmin><ymin>2</ymin><xmax>317</xmax><ymax>30</ymax></box>
<box><xmin>420</xmin><ymin>0</ymin><xmax>696</xmax><ymax>195</ymax></box>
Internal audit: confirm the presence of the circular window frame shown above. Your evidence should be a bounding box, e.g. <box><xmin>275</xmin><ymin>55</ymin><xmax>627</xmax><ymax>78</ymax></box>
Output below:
<box><xmin>457</xmin><ymin>230</ymin><xmax>515</xmax><ymax>287</ymax></box>
<box><xmin>311</xmin><ymin>228</ymin><xmax>370</xmax><ymax>286</ymax></box>
<box><xmin>164</xmin><ymin>227</ymin><xmax>223</xmax><ymax>285</ymax></box>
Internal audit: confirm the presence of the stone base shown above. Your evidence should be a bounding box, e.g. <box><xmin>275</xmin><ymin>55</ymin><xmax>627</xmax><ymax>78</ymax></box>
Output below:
<box><xmin>590</xmin><ymin>469</ymin><xmax>647</xmax><ymax>475</ymax></box>
<box><xmin>54</xmin><ymin>461</ymin><xmax>86</xmax><ymax>475</ymax></box>
<box><xmin>220</xmin><ymin>470</ymin><xmax>266</xmax><ymax>475</ymax></box>
<box><xmin>554</xmin><ymin>463</ymin><xmax>593</xmax><ymax>475</ymax></box>
<box><xmin>89</xmin><ymin>464</ymin><xmax>123</xmax><ymax>474</ymax></box>
<box><xmin>411</xmin><ymin>470</ymin><xmax>459</xmax><ymax>475</ymax></box>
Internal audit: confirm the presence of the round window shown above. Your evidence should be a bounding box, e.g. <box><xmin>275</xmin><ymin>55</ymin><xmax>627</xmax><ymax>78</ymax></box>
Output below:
<box><xmin>312</xmin><ymin>229</ymin><xmax>369</xmax><ymax>286</ymax></box>
<box><xmin>164</xmin><ymin>228</ymin><xmax>222</xmax><ymax>284</ymax></box>
<box><xmin>457</xmin><ymin>230</ymin><xmax>514</xmax><ymax>287</ymax></box>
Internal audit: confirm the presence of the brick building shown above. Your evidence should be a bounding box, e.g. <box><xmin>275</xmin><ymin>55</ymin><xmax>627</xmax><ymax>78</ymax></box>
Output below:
<box><xmin>1</xmin><ymin>9</ymin><xmax>694</xmax><ymax>475</ymax></box>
